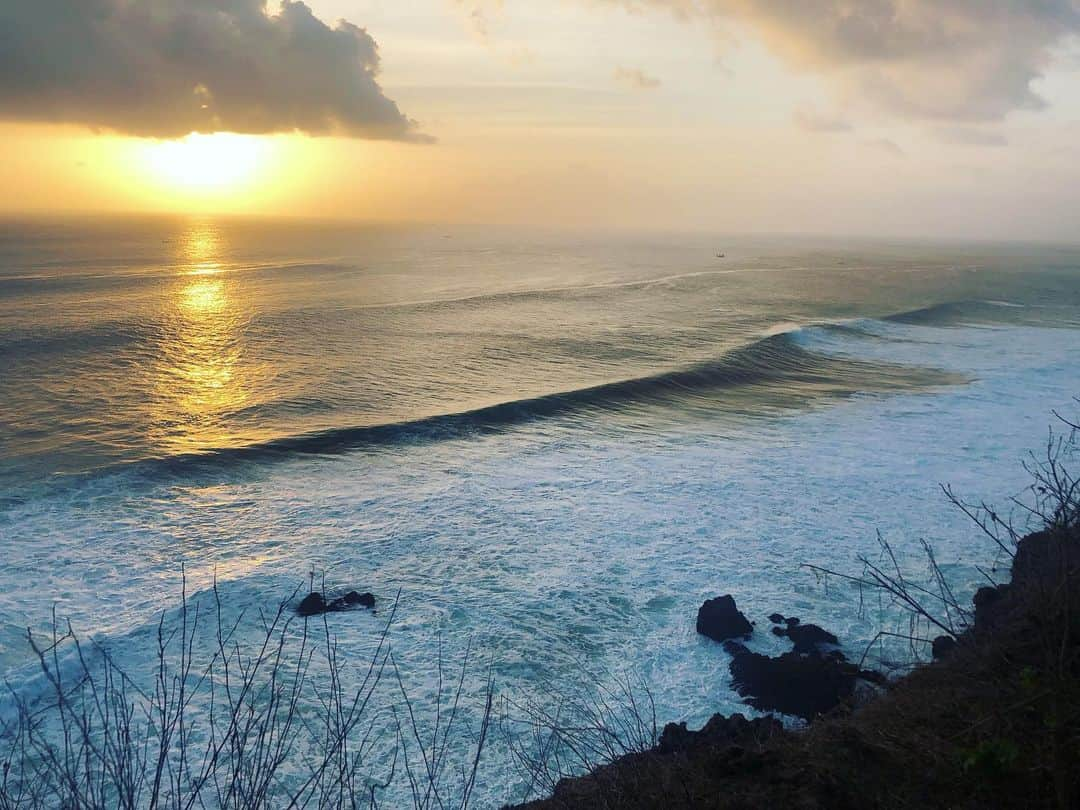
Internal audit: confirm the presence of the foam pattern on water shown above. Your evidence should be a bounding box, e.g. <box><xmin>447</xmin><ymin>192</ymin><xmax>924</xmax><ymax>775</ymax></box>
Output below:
<box><xmin>1</xmin><ymin>319</ymin><xmax>1079</xmax><ymax>804</ymax></box>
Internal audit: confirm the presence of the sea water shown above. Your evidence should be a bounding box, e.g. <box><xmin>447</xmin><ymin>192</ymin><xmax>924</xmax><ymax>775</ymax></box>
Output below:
<box><xmin>1</xmin><ymin>216</ymin><xmax>1078</xmax><ymax>804</ymax></box>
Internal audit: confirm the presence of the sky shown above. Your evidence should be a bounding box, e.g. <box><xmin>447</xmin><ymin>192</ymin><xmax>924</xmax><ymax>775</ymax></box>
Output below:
<box><xmin>2</xmin><ymin>0</ymin><xmax>1080</xmax><ymax>239</ymax></box>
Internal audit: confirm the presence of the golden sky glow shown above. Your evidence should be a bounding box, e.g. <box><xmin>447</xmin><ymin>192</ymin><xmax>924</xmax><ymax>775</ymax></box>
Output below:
<box><xmin>0</xmin><ymin>124</ymin><xmax>322</xmax><ymax>216</ymax></box>
<box><xmin>2</xmin><ymin>1</ymin><xmax>1080</xmax><ymax>239</ymax></box>
<box><xmin>135</xmin><ymin>134</ymin><xmax>273</xmax><ymax>197</ymax></box>
<box><xmin>120</xmin><ymin>133</ymin><xmax>315</xmax><ymax>213</ymax></box>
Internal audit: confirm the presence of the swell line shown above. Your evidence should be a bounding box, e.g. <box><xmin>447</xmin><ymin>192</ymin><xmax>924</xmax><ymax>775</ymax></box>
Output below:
<box><xmin>127</xmin><ymin>331</ymin><xmax>957</xmax><ymax>476</ymax></box>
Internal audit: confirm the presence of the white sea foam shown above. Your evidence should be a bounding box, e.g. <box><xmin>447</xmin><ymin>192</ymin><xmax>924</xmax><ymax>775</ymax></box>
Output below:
<box><xmin>1</xmin><ymin>318</ymin><xmax>1078</xmax><ymax>805</ymax></box>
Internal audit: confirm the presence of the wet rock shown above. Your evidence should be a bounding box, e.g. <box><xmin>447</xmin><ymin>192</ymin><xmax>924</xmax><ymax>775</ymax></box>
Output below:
<box><xmin>297</xmin><ymin>590</ymin><xmax>375</xmax><ymax>616</ymax></box>
<box><xmin>723</xmin><ymin>641</ymin><xmax>879</xmax><ymax>721</ymax></box>
<box><xmin>343</xmin><ymin>591</ymin><xmax>375</xmax><ymax>608</ymax></box>
<box><xmin>772</xmin><ymin>623</ymin><xmax>840</xmax><ymax>654</ymax></box>
<box><xmin>697</xmin><ymin>595</ymin><xmax>753</xmax><ymax>643</ymax></box>
<box><xmin>768</xmin><ymin>613</ymin><xmax>786</xmax><ymax>625</ymax></box>
<box><xmin>657</xmin><ymin>712</ymin><xmax>783</xmax><ymax>754</ymax></box>
<box><xmin>298</xmin><ymin>592</ymin><xmax>328</xmax><ymax>617</ymax></box>
<box><xmin>724</xmin><ymin>643</ymin><xmax>843</xmax><ymax>721</ymax></box>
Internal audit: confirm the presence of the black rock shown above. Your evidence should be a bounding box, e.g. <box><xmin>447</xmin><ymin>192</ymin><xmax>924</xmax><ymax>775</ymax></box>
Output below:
<box><xmin>1011</xmin><ymin>528</ymin><xmax>1080</xmax><ymax>585</ymax></box>
<box><xmin>772</xmin><ymin>622</ymin><xmax>840</xmax><ymax>654</ymax></box>
<box><xmin>344</xmin><ymin>591</ymin><xmax>375</xmax><ymax>608</ymax></box>
<box><xmin>297</xmin><ymin>590</ymin><xmax>375</xmax><ymax>616</ymax></box>
<box><xmin>932</xmin><ymin>635</ymin><xmax>957</xmax><ymax>660</ymax></box>
<box><xmin>696</xmin><ymin>595</ymin><xmax>754</xmax><ymax>643</ymax></box>
<box><xmin>972</xmin><ymin>584</ymin><xmax>1011</xmax><ymax>630</ymax></box>
<box><xmin>973</xmin><ymin>585</ymin><xmax>1002</xmax><ymax>610</ymax></box>
<box><xmin>657</xmin><ymin>712</ymin><xmax>782</xmax><ymax>754</ymax></box>
<box><xmin>768</xmin><ymin>613</ymin><xmax>785</xmax><ymax>624</ymax></box>
<box><xmin>298</xmin><ymin>592</ymin><xmax>327</xmax><ymax>617</ymax></box>
<box><xmin>723</xmin><ymin>641</ymin><xmax>874</xmax><ymax>721</ymax></box>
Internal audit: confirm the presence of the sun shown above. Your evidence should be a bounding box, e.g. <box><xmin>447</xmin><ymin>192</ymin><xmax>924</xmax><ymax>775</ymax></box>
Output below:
<box><xmin>136</xmin><ymin>133</ymin><xmax>272</xmax><ymax>194</ymax></box>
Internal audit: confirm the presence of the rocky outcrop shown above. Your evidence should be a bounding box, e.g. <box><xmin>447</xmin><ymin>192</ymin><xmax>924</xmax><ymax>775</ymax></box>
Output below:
<box><xmin>708</xmin><ymin>612</ymin><xmax>879</xmax><ymax>720</ymax></box>
<box><xmin>342</xmin><ymin>590</ymin><xmax>376</xmax><ymax>608</ymax></box>
<box><xmin>656</xmin><ymin>712</ymin><xmax>782</xmax><ymax>754</ymax></box>
<box><xmin>723</xmin><ymin>640</ymin><xmax>880</xmax><ymax>721</ymax></box>
<box><xmin>1012</xmin><ymin>527</ymin><xmax>1080</xmax><ymax>584</ymax></box>
<box><xmin>770</xmin><ymin>621</ymin><xmax>840</xmax><ymax>654</ymax></box>
<box><xmin>297</xmin><ymin>590</ymin><xmax>375</xmax><ymax>617</ymax></box>
<box><xmin>931</xmin><ymin>635</ymin><xmax>957</xmax><ymax>660</ymax></box>
<box><xmin>514</xmin><ymin>526</ymin><xmax>1080</xmax><ymax>809</ymax></box>
<box><xmin>696</xmin><ymin>595</ymin><xmax>753</xmax><ymax>643</ymax></box>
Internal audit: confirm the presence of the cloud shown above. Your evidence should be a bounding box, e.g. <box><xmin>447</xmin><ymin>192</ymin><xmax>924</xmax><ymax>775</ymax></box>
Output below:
<box><xmin>606</xmin><ymin>1</ymin><xmax>1080</xmax><ymax>122</ymax></box>
<box><xmin>794</xmin><ymin>108</ymin><xmax>852</xmax><ymax>133</ymax></box>
<box><xmin>0</xmin><ymin>0</ymin><xmax>425</xmax><ymax>140</ymax></box>
<box><xmin>863</xmin><ymin>137</ymin><xmax>906</xmax><ymax>158</ymax></box>
<box><xmin>614</xmin><ymin>66</ymin><xmax>662</xmax><ymax>90</ymax></box>
<box><xmin>454</xmin><ymin>0</ymin><xmax>505</xmax><ymax>42</ymax></box>
<box><xmin>936</xmin><ymin>126</ymin><xmax>1010</xmax><ymax>147</ymax></box>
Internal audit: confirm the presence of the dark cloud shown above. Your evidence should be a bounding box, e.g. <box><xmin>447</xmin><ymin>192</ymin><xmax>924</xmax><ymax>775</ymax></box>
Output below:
<box><xmin>609</xmin><ymin>1</ymin><xmax>1080</xmax><ymax>121</ymax></box>
<box><xmin>614</xmin><ymin>66</ymin><xmax>662</xmax><ymax>90</ymax></box>
<box><xmin>0</xmin><ymin>0</ymin><xmax>427</xmax><ymax>140</ymax></box>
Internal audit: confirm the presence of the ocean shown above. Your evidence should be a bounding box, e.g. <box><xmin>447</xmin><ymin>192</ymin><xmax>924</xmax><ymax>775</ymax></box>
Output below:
<box><xmin>1</xmin><ymin>215</ymin><xmax>1079</xmax><ymax>804</ymax></box>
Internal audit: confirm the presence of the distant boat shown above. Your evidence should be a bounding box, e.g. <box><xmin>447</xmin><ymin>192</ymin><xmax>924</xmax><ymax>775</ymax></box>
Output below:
<box><xmin>716</xmin><ymin>252</ymin><xmax>725</xmax><ymax>258</ymax></box>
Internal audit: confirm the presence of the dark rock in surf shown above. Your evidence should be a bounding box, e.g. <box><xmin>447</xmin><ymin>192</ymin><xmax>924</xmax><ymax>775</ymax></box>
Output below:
<box><xmin>770</xmin><ymin>613</ymin><xmax>801</xmax><ymax>627</ymax></box>
<box><xmin>343</xmin><ymin>590</ymin><xmax>375</xmax><ymax>608</ymax></box>
<box><xmin>720</xmin><ymin>615</ymin><xmax>882</xmax><ymax>721</ymax></box>
<box><xmin>723</xmin><ymin>641</ymin><xmax>878</xmax><ymax>721</ymax></box>
<box><xmin>771</xmin><ymin>622</ymin><xmax>840</xmax><ymax>654</ymax></box>
<box><xmin>297</xmin><ymin>590</ymin><xmax>376</xmax><ymax>617</ymax></box>
<box><xmin>697</xmin><ymin>595</ymin><xmax>754</xmax><ymax>643</ymax></box>
<box><xmin>298</xmin><ymin>592</ymin><xmax>328</xmax><ymax>616</ymax></box>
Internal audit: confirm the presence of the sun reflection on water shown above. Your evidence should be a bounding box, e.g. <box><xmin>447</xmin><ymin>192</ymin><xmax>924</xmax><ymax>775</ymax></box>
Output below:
<box><xmin>181</xmin><ymin>278</ymin><xmax>227</xmax><ymax>315</ymax></box>
<box><xmin>149</xmin><ymin>220</ymin><xmax>256</xmax><ymax>454</ymax></box>
<box><xmin>180</xmin><ymin>220</ymin><xmax>225</xmax><ymax>276</ymax></box>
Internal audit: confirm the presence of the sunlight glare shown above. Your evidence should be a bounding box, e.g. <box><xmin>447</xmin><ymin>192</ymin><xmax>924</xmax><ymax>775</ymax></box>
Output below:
<box><xmin>180</xmin><ymin>220</ymin><xmax>225</xmax><ymax>275</ymax></box>
<box><xmin>138</xmin><ymin>133</ymin><xmax>271</xmax><ymax>195</ymax></box>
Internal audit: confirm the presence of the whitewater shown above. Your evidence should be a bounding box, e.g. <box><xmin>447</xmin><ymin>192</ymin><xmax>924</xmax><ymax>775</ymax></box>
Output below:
<box><xmin>1</xmin><ymin>216</ymin><xmax>1079</xmax><ymax>805</ymax></box>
